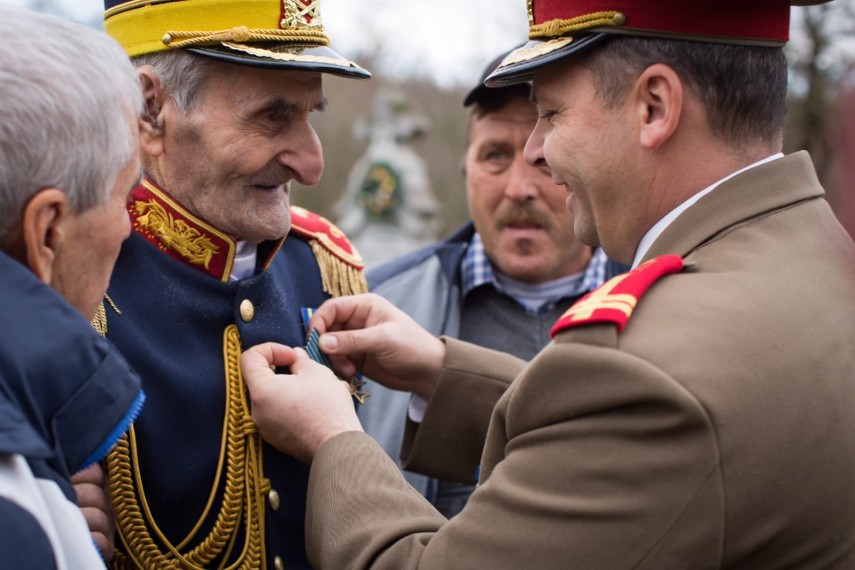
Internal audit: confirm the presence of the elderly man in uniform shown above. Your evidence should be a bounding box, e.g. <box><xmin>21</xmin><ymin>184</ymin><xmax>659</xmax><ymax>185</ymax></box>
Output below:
<box><xmin>0</xmin><ymin>7</ymin><xmax>144</xmax><ymax>567</ymax></box>
<box><xmin>99</xmin><ymin>1</ymin><xmax>368</xmax><ymax>568</ymax></box>
<box><xmin>240</xmin><ymin>0</ymin><xmax>855</xmax><ymax>568</ymax></box>
<box><xmin>361</xmin><ymin>50</ymin><xmax>626</xmax><ymax>518</ymax></box>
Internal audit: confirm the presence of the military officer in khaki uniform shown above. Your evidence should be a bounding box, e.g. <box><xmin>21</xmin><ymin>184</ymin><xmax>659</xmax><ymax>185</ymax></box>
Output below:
<box><xmin>240</xmin><ymin>0</ymin><xmax>855</xmax><ymax>568</ymax></box>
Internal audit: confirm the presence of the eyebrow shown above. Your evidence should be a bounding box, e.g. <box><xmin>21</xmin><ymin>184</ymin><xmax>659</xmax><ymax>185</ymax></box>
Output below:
<box><xmin>261</xmin><ymin>96</ymin><xmax>328</xmax><ymax>117</ymax></box>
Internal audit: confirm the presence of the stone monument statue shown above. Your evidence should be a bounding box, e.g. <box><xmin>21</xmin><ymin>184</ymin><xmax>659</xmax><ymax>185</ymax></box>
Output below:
<box><xmin>335</xmin><ymin>88</ymin><xmax>441</xmax><ymax>267</ymax></box>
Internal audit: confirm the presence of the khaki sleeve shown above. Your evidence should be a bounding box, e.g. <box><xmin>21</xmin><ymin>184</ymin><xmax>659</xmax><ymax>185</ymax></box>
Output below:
<box><xmin>401</xmin><ymin>336</ymin><xmax>524</xmax><ymax>483</ymax></box>
<box><xmin>306</xmin><ymin>340</ymin><xmax>722</xmax><ymax>569</ymax></box>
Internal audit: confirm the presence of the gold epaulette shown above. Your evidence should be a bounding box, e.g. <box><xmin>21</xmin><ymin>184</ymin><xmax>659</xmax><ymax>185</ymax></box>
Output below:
<box><xmin>288</xmin><ymin>206</ymin><xmax>367</xmax><ymax>297</ymax></box>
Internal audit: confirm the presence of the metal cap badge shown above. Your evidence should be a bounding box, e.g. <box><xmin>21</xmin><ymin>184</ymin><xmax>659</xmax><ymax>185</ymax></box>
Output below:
<box><xmin>487</xmin><ymin>0</ymin><xmax>833</xmax><ymax>87</ymax></box>
<box><xmin>104</xmin><ymin>0</ymin><xmax>370</xmax><ymax>79</ymax></box>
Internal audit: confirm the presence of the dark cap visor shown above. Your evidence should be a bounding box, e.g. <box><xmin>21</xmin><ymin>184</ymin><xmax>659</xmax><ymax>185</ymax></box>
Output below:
<box><xmin>186</xmin><ymin>43</ymin><xmax>370</xmax><ymax>79</ymax></box>
<box><xmin>485</xmin><ymin>33</ymin><xmax>608</xmax><ymax>87</ymax></box>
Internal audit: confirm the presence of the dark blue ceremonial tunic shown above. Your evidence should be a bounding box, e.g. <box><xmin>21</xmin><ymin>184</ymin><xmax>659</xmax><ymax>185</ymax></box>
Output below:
<box><xmin>106</xmin><ymin>183</ymin><xmax>336</xmax><ymax>569</ymax></box>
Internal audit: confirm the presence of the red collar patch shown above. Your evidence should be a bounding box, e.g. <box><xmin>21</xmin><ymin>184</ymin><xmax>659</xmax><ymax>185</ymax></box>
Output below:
<box><xmin>128</xmin><ymin>179</ymin><xmax>241</xmax><ymax>282</ymax></box>
<box><xmin>550</xmin><ymin>254</ymin><xmax>684</xmax><ymax>337</ymax></box>
<box><xmin>128</xmin><ymin>180</ymin><xmax>365</xmax><ymax>289</ymax></box>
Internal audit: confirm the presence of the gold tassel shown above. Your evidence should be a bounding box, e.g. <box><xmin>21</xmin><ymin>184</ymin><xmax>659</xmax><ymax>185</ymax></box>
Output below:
<box><xmin>310</xmin><ymin>240</ymin><xmax>368</xmax><ymax>297</ymax></box>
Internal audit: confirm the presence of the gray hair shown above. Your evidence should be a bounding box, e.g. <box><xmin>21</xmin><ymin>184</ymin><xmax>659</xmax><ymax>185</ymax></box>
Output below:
<box><xmin>131</xmin><ymin>50</ymin><xmax>219</xmax><ymax>114</ymax></box>
<box><xmin>0</xmin><ymin>7</ymin><xmax>142</xmax><ymax>243</ymax></box>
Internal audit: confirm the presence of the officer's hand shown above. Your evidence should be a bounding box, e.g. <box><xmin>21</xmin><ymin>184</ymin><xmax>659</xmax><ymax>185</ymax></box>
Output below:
<box><xmin>307</xmin><ymin>293</ymin><xmax>445</xmax><ymax>401</ymax></box>
<box><xmin>241</xmin><ymin>343</ymin><xmax>363</xmax><ymax>464</ymax></box>
<box><xmin>71</xmin><ymin>463</ymin><xmax>115</xmax><ymax>562</ymax></box>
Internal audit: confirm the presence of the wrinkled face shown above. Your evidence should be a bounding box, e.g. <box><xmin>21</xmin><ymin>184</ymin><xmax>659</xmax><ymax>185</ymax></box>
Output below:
<box><xmin>52</xmin><ymin>122</ymin><xmax>141</xmax><ymax>319</ymax></box>
<box><xmin>465</xmin><ymin>96</ymin><xmax>590</xmax><ymax>284</ymax></box>
<box><xmin>156</xmin><ymin>65</ymin><xmax>325</xmax><ymax>243</ymax></box>
<box><xmin>526</xmin><ymin>62</ymin><xmax>638</xmax><ymax>263</ymax></box>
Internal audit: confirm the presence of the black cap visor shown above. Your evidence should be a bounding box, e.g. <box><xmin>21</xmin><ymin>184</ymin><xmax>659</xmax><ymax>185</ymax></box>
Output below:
<box><xmin>186</xmin><ymin>43</ymin><xmax>370</xmax><ymax>79</ymax></box>
<box><xmin>485</xmin><ymin>33</ymin><xmax>608</xmax><ymax>87</ymax></box>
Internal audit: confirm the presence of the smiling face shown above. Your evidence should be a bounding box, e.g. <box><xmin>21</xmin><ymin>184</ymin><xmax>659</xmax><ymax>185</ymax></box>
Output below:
<box><xmin>525</xmin><ymin>61</ymin><xmax>642</xmax><ymax>264</ymax></box>
<box><xmin>465</xmin><ymin>96</ymin><xmax>591</xmax><ymax>284</ymax></box>
<box><xmin>150</xmin><ymin>64</ymin><xmax>326</xmax><ymax>243</ymax></box>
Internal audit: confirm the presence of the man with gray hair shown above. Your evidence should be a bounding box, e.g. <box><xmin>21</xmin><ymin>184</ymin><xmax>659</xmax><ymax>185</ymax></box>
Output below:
<box><xmin>0</xmin><ymin>6</ymin><xmax>144</xmax><ymax>567</ymax></box>
<box><xmin>100</xmin><ymin>1</ymin><xmax>369</xmax><ymax>568</ymax></box>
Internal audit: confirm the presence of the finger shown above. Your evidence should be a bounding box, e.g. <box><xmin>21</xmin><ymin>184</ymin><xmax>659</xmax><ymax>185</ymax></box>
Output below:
<box><xmin>327</xmin><ymin>355</ymin><xmax>359</xmax><ymax>379</ymax></box>
<box><xmin>288</xmin><ymin>348</ymin><xmax>346</xmax><ymax>383</ymax></box>
<box><xmin>79</xmin><ymin>506</ymin><xmax>110</xmax><ymax>535</ymax></box>
<box><xmin>71</xmin><ymin>463</ymin><xmax>106</xmax><ymax>487</ymax></box>
<box><xmin>241</xmin><ymin>343</ymin><xmax>296</xmax><ymax>378</ymax></box>
<box><xmin>91</xmin><ymin>531</ymin><xmax>115</xmax><ymax>562</ymax></box>
<box><xmin>318</xmin><ymin>325</ymin><xmax>392</xmax><ymax>358</ymax></box>
<box><xmin>308</xmin><ymin>293</ymin><xmax>378</xmax><ymax>335</ymax></box>
<box><xmin>74</xmin><ymin>483</ymin><xmax>110</xmax><ymax>510</ymax></box>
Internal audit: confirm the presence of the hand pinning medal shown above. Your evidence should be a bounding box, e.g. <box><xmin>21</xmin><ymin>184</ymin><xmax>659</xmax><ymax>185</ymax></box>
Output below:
<box><xmin>305</xmin><ymin>328</ymin><xmax>370</xmax><ymax>404</ymax></box>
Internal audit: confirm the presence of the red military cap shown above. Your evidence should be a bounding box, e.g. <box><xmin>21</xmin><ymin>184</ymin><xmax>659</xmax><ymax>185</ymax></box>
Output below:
<box><xmin>487</xmin><ymin>0</ymin><xmax>832</xmax><ymax>86</ymax></box>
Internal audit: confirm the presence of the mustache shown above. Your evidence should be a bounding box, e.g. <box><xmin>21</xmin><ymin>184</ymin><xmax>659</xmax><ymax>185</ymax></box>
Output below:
<box><xmin>495</xmin><ymin>203</ymin><xmax>551</xmax><ymax>230</ymax></box>
<box><xmin>246</xmin><ymin>164</ymin><xmax>292</xmax><ymax>187</ymax></box>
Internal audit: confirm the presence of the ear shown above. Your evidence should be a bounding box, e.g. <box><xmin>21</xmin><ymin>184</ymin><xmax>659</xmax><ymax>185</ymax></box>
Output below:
<box><xmin>20</xmin><ymin>188</ymin><xmax>69</xmax><ymax>285</ymax></box>
<box><xmin>632</xmin><ymin>64</ymin><xmax>683</xmax><ymax>150</ymax></box>
<box><xmin>137</xmin><ymin>65</ymin><xmax>166</xmax><ymax>157</ymax></box>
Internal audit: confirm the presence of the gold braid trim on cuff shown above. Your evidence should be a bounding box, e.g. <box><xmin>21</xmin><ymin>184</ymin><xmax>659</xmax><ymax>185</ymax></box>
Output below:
<box><xmin>529</xmin><ymin>11</ymin><xmax>626</xmax><ymax>39</ymax></box>
<box><xmin>108</xmin><ymin>325</ymin><xmax>269</xmax><ymax>570</ymax></box>
<box><xmin>161</xmin><ymin>26</ymin><xmax>329</xmax><ymax>49</ymax></box>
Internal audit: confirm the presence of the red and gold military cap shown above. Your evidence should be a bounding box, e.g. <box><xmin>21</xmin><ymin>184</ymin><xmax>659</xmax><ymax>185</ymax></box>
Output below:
<box><xmin>487</xmin><ymin>0</ymin><xmax>831</xmax><ymax>86</ymax></box>
<box><xmin>104</xmin><ymin>0</ymin><xmax>369</xmax><ymax>79</ymax></box>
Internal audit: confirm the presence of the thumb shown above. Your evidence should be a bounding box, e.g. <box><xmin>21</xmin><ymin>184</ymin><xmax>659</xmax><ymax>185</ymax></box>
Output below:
<box><xmin>287</xmin><ymin>347</ymin><xmax>325</xmax><ymax>376</ymax></box>
<box><xmin>241</xmin><ymin>343</ymin><xmax>297</xmax><ymax>391</ymax></box>
<box><xmin>318</xmin><ymin>328</ymin><xmax>382</xmax><ymax>357</ymax></box>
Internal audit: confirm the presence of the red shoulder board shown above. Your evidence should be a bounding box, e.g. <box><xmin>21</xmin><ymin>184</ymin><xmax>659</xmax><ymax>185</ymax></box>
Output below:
<box><xmin>289</xmin><ymin>206</ymin><xmax>364</xmax><ymax>269</ymax></box>
<box><xmin>550</xmin><ymin>254</ymin><xmax>684</xmax><ymax>337</ymax></box>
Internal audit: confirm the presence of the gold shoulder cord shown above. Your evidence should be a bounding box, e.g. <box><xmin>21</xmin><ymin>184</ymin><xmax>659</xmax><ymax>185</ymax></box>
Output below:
<box><xmin>108</xmin><ymin>325</ymin><xmax>269</xmax><ymax>569</ymax></box>
<box><xmin>105</xmin><ymin>248</ymin><xmax>366</xmax><ymax>569</ymax></box>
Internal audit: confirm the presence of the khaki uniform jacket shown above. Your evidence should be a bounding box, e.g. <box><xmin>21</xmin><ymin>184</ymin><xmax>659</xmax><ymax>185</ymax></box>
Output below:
<box><xmin>306</xmin><ymin>152</ymin><xmax>855</xmax><ymax>569</ymax></box>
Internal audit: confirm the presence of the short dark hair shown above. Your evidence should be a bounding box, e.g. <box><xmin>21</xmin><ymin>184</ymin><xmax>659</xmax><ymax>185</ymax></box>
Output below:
<box><xmin>582</xmin><ymin>36</ymin><xmax>788</xmax><ymax>148</ymax></box>
<box><xmin>468</xmin><ymin>83</ymin><xmax>532</xmax><ymax>119</ymax></box>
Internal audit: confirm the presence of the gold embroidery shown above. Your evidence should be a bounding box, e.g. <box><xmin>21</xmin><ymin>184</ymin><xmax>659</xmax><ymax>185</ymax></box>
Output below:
<box><xmin>134</xmin><ymin>200</ymin><xmax>220</xmax><ymax>269</ymax></box>
<box><xmin>562</xmin><ymin>273</ymin><xmax>637</xmax><ymax>321</ymax></box>
<box><xmin>280</xmin><ymin>0</ymin><xmax>324</xmax><ymax>30</ymax></box>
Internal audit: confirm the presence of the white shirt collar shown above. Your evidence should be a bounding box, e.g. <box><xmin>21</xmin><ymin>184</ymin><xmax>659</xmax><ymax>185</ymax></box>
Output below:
<box><xmin>230</xmin><ymin>241</ymin><xmax>258</xmax><ymax>281</ymax></box>
<box><xmin>631</xmin><ymin>153</ymin><xmax>784</xmax><ymax>268</ymax></box>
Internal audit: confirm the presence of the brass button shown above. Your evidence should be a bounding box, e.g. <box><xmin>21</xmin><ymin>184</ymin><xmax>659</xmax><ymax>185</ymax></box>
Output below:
<box><xmin>274</xmin><ymin>555</ymin><xmax>284</xmax><ymax>570</ymax></box>
<box><xmin>268</xmin><ymin>488</ymin><xmax>281</xmax><ymax>511</ymax></box>
<box><xmin>239</xmin><ymin>299</ymin><xmax>255</xmax><ymax>322</ymax></box>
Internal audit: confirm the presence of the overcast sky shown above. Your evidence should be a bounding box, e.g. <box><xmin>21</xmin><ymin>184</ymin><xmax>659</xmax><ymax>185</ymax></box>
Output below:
<box><xmin>0</xmin><ymin>0</ymin><xmax>529</xmax><ymax>87</ymax></box>
<box><xmin>2</xmin><ymin>0</ymin><xmax>853</xmax><ymax>88</ymax></box>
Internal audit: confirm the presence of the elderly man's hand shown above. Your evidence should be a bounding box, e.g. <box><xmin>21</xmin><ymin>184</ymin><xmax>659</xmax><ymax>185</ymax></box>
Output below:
<box><xmin>241</xmin><ymin>343</ymin><xmax>363</xmax><ymax>463</ymax></box>
<box><xmin>71</xmin><ymin>463</ymin><xmax>115</xmax><ymax>562</ymax></box>
<box><xmin>307</xmin><ymin>293</ymin><xmax>446</xmax><ymax>401</ymax></box>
